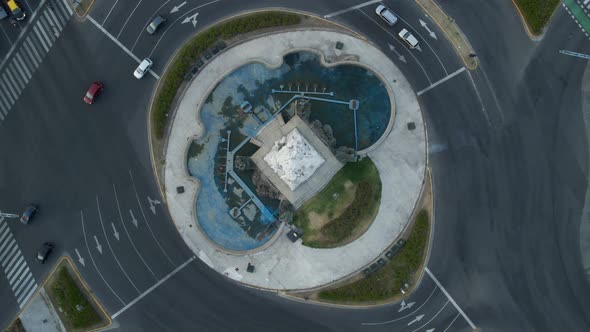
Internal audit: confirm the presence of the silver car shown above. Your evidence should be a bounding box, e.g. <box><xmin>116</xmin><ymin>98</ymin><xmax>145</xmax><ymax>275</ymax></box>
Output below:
<box><xmin>147</xmin><ymin>16</ymin><xmax>166</xmax><ymax>35</ymax></box>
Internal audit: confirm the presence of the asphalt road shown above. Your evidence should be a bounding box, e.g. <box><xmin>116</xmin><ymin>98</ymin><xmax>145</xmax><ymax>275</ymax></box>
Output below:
<box><xmin>0</xmin><ymin>0</ymin><xmax>589</xmax><ymax>331</ymax></box>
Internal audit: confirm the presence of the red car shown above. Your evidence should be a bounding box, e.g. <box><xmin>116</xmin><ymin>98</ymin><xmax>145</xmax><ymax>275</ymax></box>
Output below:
<box><xmin>83</xmin><ymin>81</ymin><xmax>104</xmax><ymax>104</ymax></box>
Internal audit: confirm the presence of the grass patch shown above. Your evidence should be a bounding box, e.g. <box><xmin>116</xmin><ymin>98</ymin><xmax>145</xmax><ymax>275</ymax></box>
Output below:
<box><xmin>513</xmin><ymin>0</ymin><xmax>559</xmax><ymax>35</ymax></box>
<box><xmin>292</xmin><ymin>158</ymin><xmax>381</xmax><ymax>248</ymax></box>
<box><xmin>318</xmin><ymin>210</ymin><xmax>429</xmax><ymax>302</ymax></box>
<box><xmin>152</xmin><ymin>12</ymin><xmax>301</xmax><ymax>139</ymax></box>
<box><xmin>48</xmin><ymin>267</ymin><xmax>102</xmax><ymax>329</ymax></box>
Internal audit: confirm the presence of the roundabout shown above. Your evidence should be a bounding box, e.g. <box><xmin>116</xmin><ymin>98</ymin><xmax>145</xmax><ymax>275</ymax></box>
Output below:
<box><xmin>163</xmin><ymin>28</ymin><xmax>426</xmax><ymax>289</ymax></box>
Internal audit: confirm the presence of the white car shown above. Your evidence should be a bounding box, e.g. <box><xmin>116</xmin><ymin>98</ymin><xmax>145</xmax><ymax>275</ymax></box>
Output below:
<box><xmin>134</xmin><ymin>58</ymin><xmax>153</xmax><ymax>79</ymax></box>
<box><xmin>375</xmin><ymin>5</ymin><xmax>398</xmax><ymax>26</ymax></box>
<box><xmin>398</xmin><ymin>29</ymin><xmax>419</xmax><ymax>49</ymax></box>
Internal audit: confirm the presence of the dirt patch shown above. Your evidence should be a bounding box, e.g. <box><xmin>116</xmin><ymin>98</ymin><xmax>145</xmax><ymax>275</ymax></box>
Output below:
<box><xmin>3</xmin><ymin>318</ymin><xmax>25</xmax><ymax>332</ymax></box>
<box><xmin>307</xmin><ymin>180</ymin><xmax>355</xmax><ymax>230</ymax></box>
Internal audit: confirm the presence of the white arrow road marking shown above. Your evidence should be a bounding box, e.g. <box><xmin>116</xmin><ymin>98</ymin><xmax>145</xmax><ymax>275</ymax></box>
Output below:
<box><xmin>170</xmin><ymin>1</ymin><xmax>186</xmax><ymax>13</ymax></box>
<box><xmin>398</xmin><ymin>300</ymin><xmax>416</xmax><ymax>312</ymax></box>
<box><xmin>415</xmin><ymin>44</ymin><xmax>423</xmax><ymax>52</ymax></box>
<box><xmin>129</xmin><ymin>210</ymin><xmax>138</xmax><ymax>228</ymax></box>
<box><xmin>147</xmin><ymin>196</ymin><xmax>161</xmax><ymax>215</ymax></box>
<box><xmin>94</xmin><ymin>236</ymin><xmax>103</xmax><ymax>254</ymax></box>
<box><xmin>426</xmin><ymin>329</ymin><xmax>435</xmax><ymax>332</ymax></box>
<box><xmin>419</xmin><ymin>19</ymin><xmax>437</xmax><ymax>40</ymax></box>
<box><xmin>388</xmin><ymin>43</ymin><xmax>407</xmax><ymax>63</ymax></box>
<box><xmin>182</xmin><ymin>13</ymin><xmax>199</xmax><ymax>28</ymax></box>
<box><xmin>111</xmin><ymin>222</ymin><xmax>120</xmax><ymax>241</ymax></box>
<box><xmin>407</xmin><ymin>314</ymin><xmax>425</xmax><ymax>326</ymax></box>
<box><xmin>75</xmin><ymin>248</ymin><xmax>85</xmax><ymax>267</ymax></box>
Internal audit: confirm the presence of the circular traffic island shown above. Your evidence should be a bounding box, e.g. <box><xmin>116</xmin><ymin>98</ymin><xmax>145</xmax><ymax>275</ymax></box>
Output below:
<box><xmin>161</xmin><ymin>15</ymin><xmax>426</xmax><ymax>290</ymax></box>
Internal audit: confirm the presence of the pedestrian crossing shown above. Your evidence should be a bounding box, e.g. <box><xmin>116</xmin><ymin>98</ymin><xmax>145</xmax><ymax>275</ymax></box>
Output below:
<box><xmin>564</xmin><ymin>0</ymin><xmax>590</xmax><ymax>39</ymax></box>
<box><xmin>0</xmin><ymin>0</ymin><xmax>73</xmax><ymax>122</ymax></box>
<box><xmin>0</xmin><ymin>219</ymin><xmax>38</xmax><ymax>309</ymax></box>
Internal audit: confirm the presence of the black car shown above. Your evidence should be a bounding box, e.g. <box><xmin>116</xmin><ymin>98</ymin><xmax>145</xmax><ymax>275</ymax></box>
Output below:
<box><xmin>36</xmin><ymin>242</ymin><xmax>54</xmax><ymax>263</ymax></box>
<box><xmin>20</xmin><ymin>204</ymin><xmax>38</xmax><ymax>224</ymax></box>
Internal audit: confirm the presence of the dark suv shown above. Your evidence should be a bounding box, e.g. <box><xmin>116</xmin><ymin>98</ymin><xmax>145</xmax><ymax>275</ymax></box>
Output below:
<box><xmin>20</xmin><ymin>205</ymin><xmax>38</xmax><ymax>224</ymax></box>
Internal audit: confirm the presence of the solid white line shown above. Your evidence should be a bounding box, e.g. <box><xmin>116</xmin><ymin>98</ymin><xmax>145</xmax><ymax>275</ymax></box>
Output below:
<box><xmin>417</xmin><ymin>67</ymin><xmax>466</xmax><ymax>96</ymax></box>
<box><xmin>112</xmin><ymin>184</ymin><xmax>158</xmax><ymax>280</ymax></box>
<box><xmin>443</xmin><ymin>313</ymin><xmax>461</xmax><ymax>332</ymax></box>
<box><xmin>130</xmin><ymin>0</ymin><xmax>171</xmax><ymax>51</ymax></box>
<box><xmin>117</xmin><ymin>0</ymin><xmax>143</xmax><ymax>39</ymax></box>
<box><xmin>33</xmin><ymin>26</ymin><xmax>50</xmax><ymax>53</ymax></box>
<box><xmin>425</xmin><ymin>267</ymin><xmax>476</xmax><ymax>329</ymax></box>
<box><xmin>129</xmin><ymin>170</ymin><xmax>175</xmax><ymax>265</ymax></box>
<box><xmin>410</xmin><ymin>300</ymin><xmax>449</xmax><ymax>332</ymax></box>
<box><xmin>111</xmin><ymin>256</ymin><xmax>196</xmax><ymax>319</ymax></box>
<box><xmin>81</xmin><ymin>210</ymin><xmax>127</xmax><ymax>306</ymax></box>
<box><xmin>15</xmin><ymin>53</ymin><xmax>32</xmax><ymax>80</ymax></box>
<box><xmin>323</xmin><ymin>0</ymin><xmax>382</xmax><ymax>18</ymax></box>
<box><xmin>59</xmin><ymin>0</ymin><xmax>73</xmax><ymax>15</ymax></box>
<box><xmin>102</xmin><ymin>0</ymin><xmax>121</xmax><ymax>25</ymax></box>
<box><xmin>361</xmin><ymin>285</ymin><xmax>438</xmax><ymax>325</ymax></box>
<box><xmin>95</xmin><ymin>196</ymin><xmax>142</xmax><ymax>294</ymax></box>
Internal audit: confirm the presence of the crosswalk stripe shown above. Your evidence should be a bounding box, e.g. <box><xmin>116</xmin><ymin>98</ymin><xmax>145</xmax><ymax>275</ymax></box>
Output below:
<box><xmin>9</xmin><ymin>260</ymin><xmax>27</xmax><ymax>285</ymax></box>
<box><xmin>0</xmin><ymin>223</ymin><xmax>8</xmax><ymax>241</ymax></box>
<box><xmin>22</xmin><ymin>42</ymin><xmax>39</xmax><ymax>69</ymax></box>
<box><xmin>54</xmin><ymin>0</ymin><xmax>69</xmax><ymax>19</ymax></box>
<box><xmin>0</xmin><ymin>238</ymin><xmax>16</xmax><ymax>262</ymax></box>
<box><xmin>19</xmin><ymin>283</ymin><xmax>38</xmax><ymax>308</ymax></box>
<box><xmin>25</xmin><ymin>38</ymin><xmax>43</xmax><ymax>65</ymax></box>
<box><xmin>15</xmin><ymin>273</ymin><xmax>34</xmax><ymax>300</ymax></box>
<box><xmin>4</xmin><ymin>249</ymin><xmax>22</xmax><ymax>271</ymax></box>
<box><xmin>13</xmin><ymin>56</ymin><xmax>31</xmax><ymax>83</ymax></box>
<box><xmin>5</xmin><ymin>67</ymin><xmax>24</xmax><ymax>95</ymax></box>
<box><xmin>33</xmin><ymin>26</ymin><xmax>50</xmax><ymax>53</ymax></box>
<box><xmin>19</xmin><ymin>47</ymin><xmax>37</xmax><ymax>73</ymax></box>
<box><xmin>9</xmin><ymin>65</ymin><xmax>26</xmax><ymax>91</ymax></box>
<box><xmin>585</xmin><ymin>0</ymin><xmax>589</xmax><ymax>4</ymax></box>
<box><xmin>6</xmin><ymin>256</ymin><xmax>24</xmax><ymax>280</ymax></box>
<box><xmin>11</xmin><ymin>266</ymin><xmax>30</xmax><ymax>290</ymax></box>
<box><xmin>50</xmin><ymin>2</ymin><xmax>67</xmax><ymax>26</ymax></box>
<box><xmin>36</xmin><ymin>19</ymin><xmax>55</xmax><ymax>46</ymax></box>
<box><xmin>15</xmin><ymin>53</ymin><xmax>32</xmax><ymax>80</ymax></box>
<box><xmin>41</xmin><ymin>15</ymin><xmax>57</xmax><ymax>43</ymax></box>
<box><xmin>44</xmin><ymin>10</ymin><xmax>62</xmax><ymax>33</ymax></box>
<box><xmin>2</xmin><ymin>74</ymin><xmax>20</xmax><ymax>99</ymax></box>
<box><xmin>0</xmin><ymin>94</ymin><xmax>10</xmax><ymax>115</ymax></box>
<box><xmin>0</xmin><ymin>78</ymin><xmax>16</xmax><ymax>105</ymax></box>
<box><xmin>59</xmin><ymin>0</ymin><xmax>73</xmax><ymax>15</ymax></box>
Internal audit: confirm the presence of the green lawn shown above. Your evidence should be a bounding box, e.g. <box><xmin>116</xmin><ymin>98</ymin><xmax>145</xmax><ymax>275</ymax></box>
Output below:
<box><xmin>292</xmin><ymin>158</ymin><xmax>382</xmax><ymax>248</ymax></box>
<box><xmin>514</xmin><ymin>0</ymin><xmax>560</xmax><ymax>35</ymax></box>
<box><xmin>48</xmin><ymin>267</ymin><xmax>102</xmax><ymax>329</ymax></box>
<box><xmin>318</xmin><ymin>210</ymin><xmax>429</xmax><ymax>303</ymax></box>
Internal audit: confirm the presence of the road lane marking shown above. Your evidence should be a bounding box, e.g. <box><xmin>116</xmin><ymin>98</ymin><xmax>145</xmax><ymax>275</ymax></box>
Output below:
<box><xmin>25</xmin><ymin>38</ymin><xmax>43</xmax><ymax>65</ymax></box>
<box><xmin>112</xmin><ymin>184</ymin><xmax>158</xmax><ymax>280</ymax></box>
<box><xmin>117</xmin><ymin>0</ymin><xmax>143</xmax><ymax>39</ymax></box>
<box><xmin>102</xmin><ymin>0</ymin><xmax>120</xmax><ymax>25</ymax></box>
<box><xmin>443</xmin><ymin>313</ymin><xmax>461</xmax><ymax>332</ymax></box>
<box><xmin>95</xmin><ymin>195</ymin><xmax>142</xmax><ymax>294</ymax></box>
<box><xmin>111</xmin><ymin>256</ymin><xmax>196</xmax><ymax>319</ymax></box>
<box><xmin>15</xmin><ymin>53</ymin><xmax>32</xmax><ymax>80</ymax></box>
<box><xmin>410</xmin><ymin>300</ymin><xmax>449</xmax><ymax>332</ymax></box>
<box><xmin>59</xmin><ymin>0</ymin><xmax>73</xmax><ymax>15</ymax></box>
<box><xmin>361</xmin><ymin>285</ymin><xmax>438</xmax><ymax>325</ymax></box>
<box><xmin>1</xmin><ymin>76</ymin><xmax>18</xmax><ymax>103</ymax></box>
<box><xmin>87</xmin><ymin>15</ymin><xmax>160</xmax><ymax>80</ymax></box>
<box><xmin>33</xmin><ymin>26</ymin><xmax>50</xmax><ymax>53</ymax></box>
<box><xmin>130</xmin><ymin>0</ymin><xmax>171</xmax><ymax>51</ymax></box>
<box><xmin>425</xmin><ymin>267</ymin><xmax>476</xmax><ymax>330</ymax></box>
<box><xmin>7</xmin><ymin>256</ymin><xmax>25</xmax><ymax>280</ymax></box>
<box><xmin>81</xmin><ymin>210</ymin><xmax>127</xmax><ymax>306</ymax></box>
<box><xmin>417</xmin><ymin>67</ymin><xmax>465</xmax><ymax>96</ymax></box>
<box><xmin>323</xmin><ymin>0</ymin><xmax>382</xmax><ymax>18</ymax></box>
<box><xmin>129</xmin><ymin>170</ymin><xmax>175</xmax><ymax>265</ymax></box>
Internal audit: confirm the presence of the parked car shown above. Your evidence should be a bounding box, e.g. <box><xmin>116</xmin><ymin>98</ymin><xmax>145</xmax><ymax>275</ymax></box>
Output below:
<box><xmin>146</xmin><ymin>15</ymin><xmax>166</xmax><ymax>35</ymax></box>
<box><xmin>20</xmin><ymin>204</ymin><xmax>38</xmax><ymax>224</ymax></box>
<box><xmin>398</xmin><ymin>28</ymin><xmax>419</xmax><ymax>48</ymax></box>
<box><xmin>36</xmin><ymin>242</ymin><xmax>54</xmax><ymax>264</ymax></box>
<box><xmin>6</xmin><ymin>0</ymin><xmax>25</xmax><ymax>21</ymax></box>
<box><xmin>375</xmin><ymin>4</ymin><xmax>397</xmax><ymax>26</ymax></box>
<box><xmin>133</xmin><ymin>58</ymin><xmax>153</xmax><ymax>79</ymax></box>
<box><xmin>83</xmin><ymin>81</ymin><xmax>104</xmax><ymax>104</ymax></box>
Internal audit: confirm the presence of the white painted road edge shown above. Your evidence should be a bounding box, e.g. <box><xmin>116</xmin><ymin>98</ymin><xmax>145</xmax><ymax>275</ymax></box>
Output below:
<box><xmin>323</xmin><ymin>0</ymin><xmax>383</xmax><ymax>18</ymax></box>
<box><xmin>87</xmin><ymin>15</ymin><xmax>160</xmax><ymax>80</ymax></box>
<box><xmin>111</xmin><ymin>256</ymin><xmax>196</xmax><ymax>319</ymax></box>
<box><xmin>417</xmin><ymin>67</ymin><xmax>466</xmax><ymax>96</ymax></box>
<box><xmin>425</xmin><ymin>267</ymin><xmax>477</xmax><ymax>329</ymax></box>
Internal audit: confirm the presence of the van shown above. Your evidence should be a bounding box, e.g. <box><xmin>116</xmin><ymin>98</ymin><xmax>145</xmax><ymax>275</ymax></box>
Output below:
<box><xmin>6</xmin><ymin>0</ymin><xmax>25</xmax><ymax>21</ymax></box>
<box><xmin>375</xmin><ymin>5</ymin><xmax>397</xmax><ymax>26</ymax></box>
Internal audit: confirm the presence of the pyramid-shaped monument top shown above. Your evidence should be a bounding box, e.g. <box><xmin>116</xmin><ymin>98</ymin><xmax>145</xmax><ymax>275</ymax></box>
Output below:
<box><xmin>263</xmin><ymin>128</ymin><xmax>325</xmax><ymax>190</ymax></box>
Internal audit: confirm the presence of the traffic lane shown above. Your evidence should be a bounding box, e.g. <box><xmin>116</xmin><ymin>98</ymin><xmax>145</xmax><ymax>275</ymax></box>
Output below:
<box><xmin>113</xmin><ymin>262</ymin><xmax>340</xmax><ymax>332</ymax></box>
<box><xmin>99</xmin><ymin>0</ymin><xmax>146</xmax><ymax>41</ymax></box>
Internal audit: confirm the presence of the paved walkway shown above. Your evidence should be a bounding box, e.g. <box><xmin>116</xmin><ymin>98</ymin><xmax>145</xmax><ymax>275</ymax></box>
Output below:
<box><xmin>19</xmin><ymin>289</ymin><xmax>65</xmax><ymax>332</ymax></box>
<box><xmin>163</xmin><ymin>29</ymin><xmax>426</xmax><ymax>290</ymax></box>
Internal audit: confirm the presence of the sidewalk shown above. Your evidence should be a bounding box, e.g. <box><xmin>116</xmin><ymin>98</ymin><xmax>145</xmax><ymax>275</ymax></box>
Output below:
<box><xmin>163</xmin><ymin>29</ymin><xmax>426</xmax><ymax>290</ymax></box>
<box><xmin>19</xmin><ymin>289</ymin><xmax>65</xmax><ymax>332</ymax></box>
